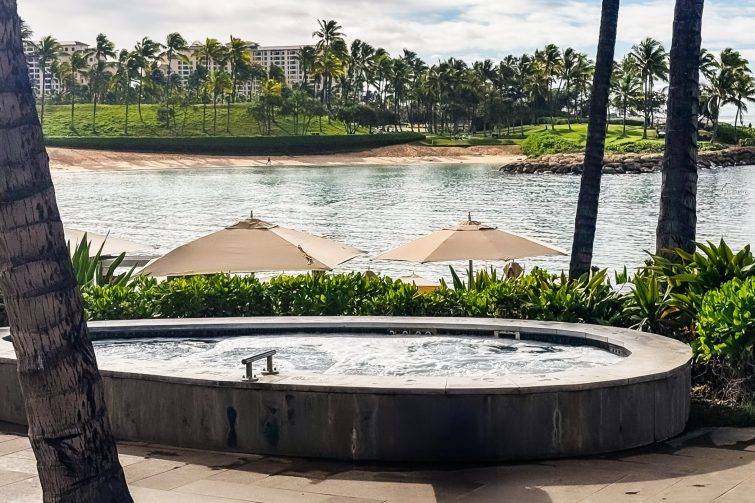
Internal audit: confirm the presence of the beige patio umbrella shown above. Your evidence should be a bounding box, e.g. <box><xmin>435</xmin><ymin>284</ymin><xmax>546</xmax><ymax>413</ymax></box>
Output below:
<box><xmin>375</xmin><ymin>214</ymin><xmax>566</xmax><ymax>280</ymax></box>
<box><xmin>65</xmin><ymin>228</ymin><xmax>150</xmax><ymax>257</ymax></box>
<box><xmin>140</xmin><ymin>214</ymin><xmax>364</xmax><ymax>277</ymax></box>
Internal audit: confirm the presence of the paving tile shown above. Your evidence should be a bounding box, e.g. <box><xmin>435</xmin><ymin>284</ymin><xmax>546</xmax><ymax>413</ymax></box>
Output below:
<box><xmin>711</xmin><ymin>481</ymin><xmax>754</xmax><ymax>502</ymax></box>
<box><xmin>321</xmin><ymin>497</ymin><xmax>385</xmax><ymax>503</ymax></box>
<box><xmin>0</xmin><ymin>476</ymin><xmax>42</xmax><ymax>503</ymax></box>
<box><xmin>580</xmin><ymin>471</ymin><xmax>686</xmax><ymax>502</ymax></box>
<box><xmin>0</xmin><ymin>435</ymin><xmax>19</xmax><ymax>443</ymax></box>
<box><xmin>132</xmin><ymin>462</ymin><xmax>228</xmax><ymax>491</ymax></box>
<box><xmin>268</xmin><ymin>472</ymin><xmax>440</xmax><ymax>501</ymax></box>
<box><xmin>176</xmin><ymin>479</ymin><xmax>334</xmax><ymax>503</ymax></box>
<box><xmin>6</xmin><ymin>448</ymin><xmax>35</xmax><ymax>460</ymax></box>
<box><xmin>0</xmin><ymin>438</ymin><xmax>30</xmax><ymax>456</ymax></box>
<box><xmin>0</xmin><ymin>455</ymin><xmax>38</xmax><ymax>475</ymax></box>
<box><xmin>645</xmin><ymin>474</ymin><xmax>741</xmax><ymax>503</ymax></box>
<box><xmin>124</xmin><ymin>458</ymin><xmax>188</xmax><ymax>484</ymax></box>
<box><xmin>0</xmin><ymin>468</ymin><xmax>35</xmax><ymax>487</ymax></box>
<box><xmin>130</xmin><ymin>485</ymin><xmax>250</xmax><ymax>502</ymax></box>
<box><xmin>206</xmin><ymin>458</ymin><xmax>296</xmax><ymax>485</ymax></box>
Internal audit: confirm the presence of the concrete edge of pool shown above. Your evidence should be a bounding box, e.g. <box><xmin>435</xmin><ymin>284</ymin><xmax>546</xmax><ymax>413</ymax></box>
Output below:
<box><xmin>0</xmin><ymin>317</ymin><xmax>692</xmax><ymax>463</ymax></box>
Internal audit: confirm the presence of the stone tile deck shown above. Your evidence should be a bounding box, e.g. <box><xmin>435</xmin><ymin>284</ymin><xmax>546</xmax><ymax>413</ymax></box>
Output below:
<box><xmin>0</xmin><ymin>427</ymin><xmax>754</xmax><ymax>503</ymax></box>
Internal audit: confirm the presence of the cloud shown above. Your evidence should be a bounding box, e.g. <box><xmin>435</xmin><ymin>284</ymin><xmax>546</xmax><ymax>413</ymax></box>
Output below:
<box><xmin>18</xmin><ymin>0</ymin><xmax>755</xmax><ymax>63</ymax></box>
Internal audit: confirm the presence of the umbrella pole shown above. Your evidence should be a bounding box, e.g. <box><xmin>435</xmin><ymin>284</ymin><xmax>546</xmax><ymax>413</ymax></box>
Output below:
<box><xmin>468</xmin><ymin>260</ymin><xmax>474</xmax><ymax>289</ymax></box>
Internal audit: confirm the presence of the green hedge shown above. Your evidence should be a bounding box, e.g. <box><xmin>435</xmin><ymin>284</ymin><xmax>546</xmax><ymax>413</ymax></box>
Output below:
<box><xmin>605</xmin><ymin>141</ymin><xmax>665</xmax><ymax>154</ymax></box>
<box><xmin>44</xmin><ymin>133</ymin><xmax>426</xmax><ymax>155</ymax></box>
<box><xmin>521</xmin><ymin>132</ymin><xmax>582</xmax><ymax>157</ymax></box>
<box><xmin>81</xmin><ymin>269</ymin><xmax>625</xmax><ymax>324</ymax></box>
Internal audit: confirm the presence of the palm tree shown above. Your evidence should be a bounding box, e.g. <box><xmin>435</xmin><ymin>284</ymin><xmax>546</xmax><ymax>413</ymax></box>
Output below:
<box><xmin>89</xmin><ymin>34</ymin><xmax>116</xmax><ymax>133</ymax></box>
<box><xmin>703</xmin><ymin>49</ymin><xmax>752</xmax><ymax>142</ymax></box>
<box><xmin>536</xmin><ymin>43</ymin><xmax>563</xmax><ymax>129</ymax></box>
<box><xmin>19</xmin><ymin>17</ymin><xmax>32</xmax><ymax>42</ymax></box>
<box><xmin>207</xmin><ymin>70</ymin><xmax>233</xmax><ymax>135</ymax></box>
<box><xmin>193</xmin><ymin>38</ymin><xmax>226</xmax><ymax>132</ymax></box>
<box><xmin>312</xmin><ymin>19</ymin><xmax>346</xmax><ymax>107</ymax></box>
<box><xmin>630</xmin><ymin>37</ymin><xmax>669</xmax><ymax>138</ymax></box>
<box><xmin>569</xmin><ymin>0</ymin><xmax>621</xmax><ymax>279</ymax></box>
<box><xmin>34</xmin><ymin>35</ymin><xmax>59</xmax><ymax>125</ymax></box>
<box><xmin>228</xmin><ymin>36</ymin><xmax>251</xmax><ymax>103</ymax></box>
<box><xmin>161</xmin><ymin>32</ymin><xmax>188</xmax><ymax>111</ymax></box>
<box><xmin>132</xmin><ymin>37</ymin><xmax>161</xmax><ymax>123</ymax></box>
<box><xmin>112</xmin><ymin>49</ymin><xmax>136</xmax><ymax>134</ymax></box>
<box><xmin>0</xmin><ymin>4</ymin><xmax>132</xmax><ymax>500</ymax></box>
<box><xmin>66</xmin><ymin>50</ymin><xmax>89</xmax><ymax>131</ymax></box>
<box><xmin>611</xmin><ymin>57</ymin><xmax>643</xmax><ymax>135</ymax></box>
<box><xmin>656</xmin><ymin>0</ymin><xmax>705</xmax><ymax>257</ymax></box>
<box><xmin>295</xmin><ymin>46</ymin><xmax>317</xmax><ymax>93</ymax></box>
<box><xmin>731</xmin><ymin>72</ymin><xmax>755</xmax><ymax>142</ymax></box>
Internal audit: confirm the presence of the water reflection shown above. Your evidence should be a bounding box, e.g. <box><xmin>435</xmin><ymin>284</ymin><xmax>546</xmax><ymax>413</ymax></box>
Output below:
<box><xmin>52</xmin><ymin>164</ymin><xmax>755</xmax><ymax>279</ymax></box>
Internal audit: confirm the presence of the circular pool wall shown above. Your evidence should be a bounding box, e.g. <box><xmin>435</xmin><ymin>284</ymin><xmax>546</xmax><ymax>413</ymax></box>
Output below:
<box><xmin>0</xmin><ymin>317</ymin><xmax>692</xmax><ymax>463</ymax></box>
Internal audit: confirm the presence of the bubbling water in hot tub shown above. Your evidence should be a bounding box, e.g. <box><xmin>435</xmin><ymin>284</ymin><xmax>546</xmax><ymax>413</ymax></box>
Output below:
<box><xmin>93</xmin><ymin>333</ymin><xmax>622</xmax><ymax>377</ymax></box>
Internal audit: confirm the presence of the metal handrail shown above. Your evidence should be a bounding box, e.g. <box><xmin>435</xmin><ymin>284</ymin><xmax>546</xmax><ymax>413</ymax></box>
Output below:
<box><xmin>242</xmin><ymin>350</ymin><xmax>279</xmax><ymax>382</ymax></box>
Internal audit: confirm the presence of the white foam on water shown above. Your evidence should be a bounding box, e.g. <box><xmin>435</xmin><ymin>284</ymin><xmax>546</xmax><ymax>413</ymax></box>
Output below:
<box><xmin>93</xmin><ymin>333</ymin><xmax>623</xmax><ymax>377</ymax></box>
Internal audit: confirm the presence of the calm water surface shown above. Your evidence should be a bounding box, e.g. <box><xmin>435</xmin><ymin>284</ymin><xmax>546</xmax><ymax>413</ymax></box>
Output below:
<box><xmin>52</xmin><ymin>164</ymin><xmax>755</xmax><ymax>279</ymax></box>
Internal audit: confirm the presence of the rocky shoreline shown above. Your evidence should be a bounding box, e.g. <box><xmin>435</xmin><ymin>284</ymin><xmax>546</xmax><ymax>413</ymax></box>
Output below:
<box><xmin>498</xmin><ymin>146</ymin><xmax>755</xmax><ymax>174</ymax></box>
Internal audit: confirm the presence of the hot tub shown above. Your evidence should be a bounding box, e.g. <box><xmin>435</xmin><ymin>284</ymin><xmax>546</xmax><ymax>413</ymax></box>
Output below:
<box><xmin>0</xmin><ymin>317</ymin><xmax>692</xmax><ymax>462</ymax></box>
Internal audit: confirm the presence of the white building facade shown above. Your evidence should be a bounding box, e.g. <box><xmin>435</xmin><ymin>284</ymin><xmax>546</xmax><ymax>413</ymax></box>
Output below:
<box><xmin>24</xmin><ymin>40</ymin><xmax>91</xmax><ymax>96</ymax></box>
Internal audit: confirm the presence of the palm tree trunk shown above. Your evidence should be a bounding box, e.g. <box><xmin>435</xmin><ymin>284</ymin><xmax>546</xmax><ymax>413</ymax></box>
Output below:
<box><xmin>70</xmin><ymin>75</ymin><xmax>75</xmax><ymax>131</ymax></box>
<box><xmin>569</xmin><ymin>0</ymin><xmax>621</xmax><ymax>280</ymax></box>
<box><xmin>0</xmin><ymin>3</ymin><xmax>132</xmax><ymax>501</ymax></box>
<box><xmin>656</xmin><ymin>0</ymin><xmax>704</xmax><ymax>258</ymax></box>
<box><xmin>40</xmin><ymin>68</ymin><xmax>46</xmax><ymax>125</ymax></box>
<box><xmin>137</xmin><ymin>73</ymin><xmax>144</xmax><ymax>123</ymax></box>
<box><xmin>226</xmin><ymin>96</ymin><xmax>231</xmax><ymax>134</ymax></box>
<box><xmin>642</xmin><ymin>78</ymin><xmax>649</xmax><ymax>139</ymax></box>
<box><xmin>124</xmin><ymin>79</ymin><xmax>130</xmax><ymax>135</ymax></box>
<box><xmin>92</xmin><ymin>93</ymin><xmax>98</xmax><ymax>134</ymax></box>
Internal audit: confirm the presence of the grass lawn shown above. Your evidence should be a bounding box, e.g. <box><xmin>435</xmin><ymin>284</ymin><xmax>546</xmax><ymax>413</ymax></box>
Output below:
<box><xmin>40</xmin><ymin>103</ymin><xmax>356</xmax><ymax>137</ymax></box>
<box><xmin>417</xmin><ymin>123</ymin><xmax>664</xmax><ymax>149</ymax></box>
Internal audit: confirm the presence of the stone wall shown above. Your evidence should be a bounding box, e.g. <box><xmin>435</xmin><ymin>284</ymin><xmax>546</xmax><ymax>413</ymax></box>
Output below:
<box><xmin>499</xmin><ymin>146</ymin><xmax>755</xmax><ymax>175</ymax></box>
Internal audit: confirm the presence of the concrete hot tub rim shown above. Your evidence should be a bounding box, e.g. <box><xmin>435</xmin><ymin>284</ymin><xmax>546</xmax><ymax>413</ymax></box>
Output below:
<box><xmin>0</xmin><ymin>317</ymin><xmax>693</xmax><ymax>462</ymax></box>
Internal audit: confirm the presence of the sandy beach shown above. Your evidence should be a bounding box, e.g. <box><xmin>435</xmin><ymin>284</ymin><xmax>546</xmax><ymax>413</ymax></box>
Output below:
<box><xmin>47</xmin><ymin>144</ymin><xmax>524</xmax><ymax>171</ymax></box>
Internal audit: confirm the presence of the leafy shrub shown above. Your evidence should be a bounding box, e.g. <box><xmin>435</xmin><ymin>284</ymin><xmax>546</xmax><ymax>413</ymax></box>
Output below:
<box><xmin>605</xmin><ymin>141</ymin><xmax>664</xmax><ymax>154</ymax></box>
<box><xmin>647</xmin><ymin>241</ymin><xmax>755</xmax><ymax>324</ymax></box>
<box><xmin>699</xmin><ymin>142</ymin><xmax>728</xmax><ymax>152</ymax></box>
<box><xmin>740</xmin><ymin>138</ymin><xmax>755</xmax><ymax>147</ymax></box>
<box><xmin>521</xmin><ymin>132</ymin><xmax>582</xmax><ymax>157</ymax></box>
<box><xmin>715</xmin><ymin>124</ymin><xmax>755</xmax><ymax>145</ymax></box>
<box><xmin>695</xmin><ymin>277</ymin><xmax>755</xmax><ymax>365</ymax></box>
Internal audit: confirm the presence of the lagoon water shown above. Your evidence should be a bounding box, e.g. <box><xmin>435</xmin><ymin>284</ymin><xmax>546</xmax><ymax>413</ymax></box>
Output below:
<box><xmin>53</xmin><ymin>164</ymin><xmax>755</xmax><ymax>279</ymax></box>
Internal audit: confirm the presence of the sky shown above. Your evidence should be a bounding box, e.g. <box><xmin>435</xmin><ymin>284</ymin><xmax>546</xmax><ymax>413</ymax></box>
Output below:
<box><xmin>18</xmin><ymin>0</ymin><xmax>755</xmax><ymax>65</ymax></box>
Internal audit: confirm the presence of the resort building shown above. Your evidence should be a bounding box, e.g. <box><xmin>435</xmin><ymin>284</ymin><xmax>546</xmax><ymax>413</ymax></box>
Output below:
<box><xmin>23</xmin><ymin>37</ymin><xmax>318</xmax><ymax>100</ymax></box>
<box><xmin>23</xmin><ymin>40</ymin><xmax>92</xmax><ymax>96</ymax></box>
<box><xmin>250</xmin><ymin>45</ymin><xmax>312</xmax><ymax>93</ymax></box>
<box><xmin>161</xmin><ymin>42</ymin><xmax>317</xmax><ymax>98</ymax></box>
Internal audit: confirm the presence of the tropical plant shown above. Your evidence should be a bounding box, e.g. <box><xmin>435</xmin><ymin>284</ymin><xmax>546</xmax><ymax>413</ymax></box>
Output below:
<box><xmin>70</xmin><ymin>235</ymin><xmax>135</xmax><ymax>287</ymax></box>
<box><xmin>695</xmin><ymin>277</ymin><xmax>755</xmax><ymax>365</ymax></box>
